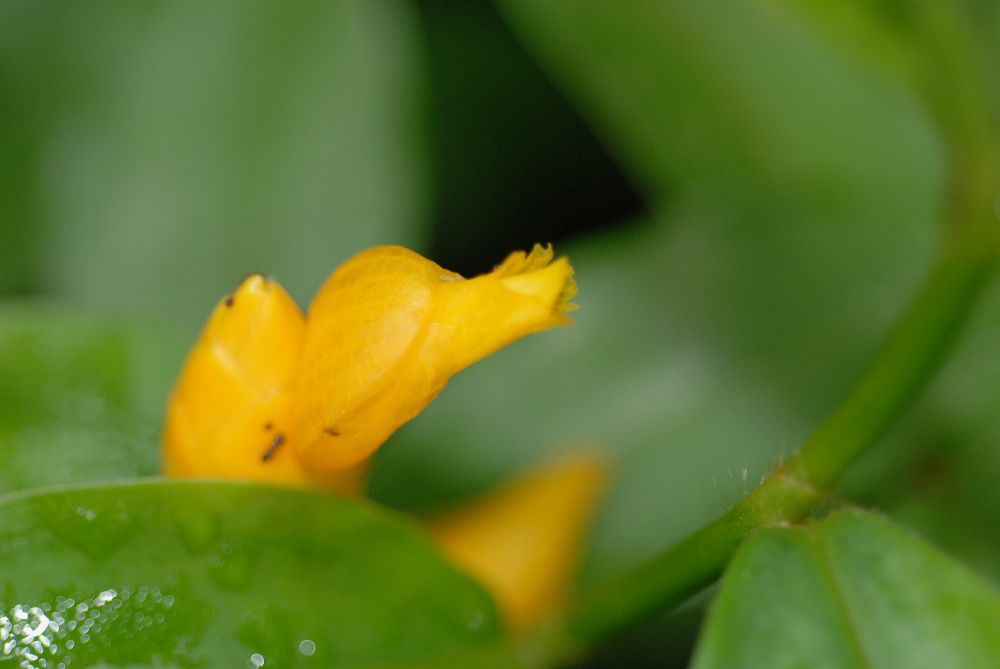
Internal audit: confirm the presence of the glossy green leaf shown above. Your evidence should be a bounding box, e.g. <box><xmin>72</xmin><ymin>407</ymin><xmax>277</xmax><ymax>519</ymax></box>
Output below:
<box><xmin>0</xmin><ymin>480</ymin><xmax>500</xmax><ymax>668</ymax></box>
<box><xmin>692</xmin><ymin>509</ymin><xmax>1000</xmax><ymax>668</ymax></box>
<box><xmin>0</xmin><ymin>303</ymin><xmax>185</xmax><ymax>494</ymax></box>
<box><xmin>0</xmin><ymin>0</ymin><xmax>428</xmax><ymax>330</ymax></box>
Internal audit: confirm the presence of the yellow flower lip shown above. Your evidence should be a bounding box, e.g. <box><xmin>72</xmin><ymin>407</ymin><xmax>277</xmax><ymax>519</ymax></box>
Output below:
<box><xmin>163</xmin><ymin>244</ymin><xmax>577</xmax><ymax>488</ymax></box>
<box><xmin>493</xmin><ymin>243</ymin><xmax>578</xmax><ymax>313</ymax></box>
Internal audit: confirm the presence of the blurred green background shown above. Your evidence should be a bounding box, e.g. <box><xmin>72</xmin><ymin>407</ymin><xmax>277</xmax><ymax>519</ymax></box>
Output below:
<box><xmin>2</xmin><ymin>1</ymin><xmax>999</xmax><ymax>665</ymax></box>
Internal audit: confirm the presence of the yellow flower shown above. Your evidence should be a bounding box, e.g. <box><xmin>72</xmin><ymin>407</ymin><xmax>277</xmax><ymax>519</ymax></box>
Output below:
<box><xmin>162</xmin><ymin>244</ymin><xmax>576</xmax><ymax>488</ymax></box>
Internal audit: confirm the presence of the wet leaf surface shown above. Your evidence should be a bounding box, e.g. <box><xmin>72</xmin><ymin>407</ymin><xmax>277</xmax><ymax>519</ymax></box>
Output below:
<box><xmin>0</xmin><ymin>480</ymin><xmax>500</xmax><ymax>668</ymax></box>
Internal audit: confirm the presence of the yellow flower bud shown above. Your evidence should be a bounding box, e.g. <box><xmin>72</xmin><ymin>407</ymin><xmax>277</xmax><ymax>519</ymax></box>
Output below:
<box><xmin>291</xmin><ymin>244</ymin><xmax>576</xmax><ymax>472</ymax></box>
<box><xmin>426</xmin><ymin>453</ymin><xmax>607</xmax><ymax>630</ymax></box>
<box><xmin>162</xmin><ymin>245</ymin><xmax>576</xmax><ymax>488</ymax></box>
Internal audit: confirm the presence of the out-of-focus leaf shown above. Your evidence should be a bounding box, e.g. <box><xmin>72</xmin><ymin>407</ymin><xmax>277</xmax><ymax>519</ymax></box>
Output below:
<box><xmin>776</xmin><ymin>0</ymin><xmax>923</xmax><ymax>83</ymax></box>
<box><xmin>374</xmin><ymin>165</ymin><xmax>939</xmax><ymax>585</ymax></box>
<box><xmin>493</xmin><ymin>0</ymin><xmax>941</xmax><ymax>216</ymax></box>
<box><xmin>369</xmin><ymin>214</ymin><xmax>908</xmax><ymax>584</ymax></box>
<box><xmin>780</xmin><ymin>0</ymin><xmax>999</xmax><ymax>155</ymax></box>
<box><xmin>839</xmin><ymin>277</ymin><xmax>1000</xmax><ymax>583</ymax></box>
<box><xmin>977</xmin><ymin>1</ymin><xmax>1000</xmax><ymax>120</ymax></box>
<box><xmin>0</xmin><ymin>480</ymin><xmax>500</xmax><ymax>668</ymax></box>
<box><xmin>372</xmin><ymin>223</ymin><xmax>804</xmax><ymax>566</ymax></box>
<box><xmin>0</xmin><ymin>0</ymin><xmax>427</xmax><ymax>330</ymax></box>
<box><xmin>0</xmin><ymin>303</ymin><xmax>184</xmax><ymax>494</ymax></box>
<box><xmin>369</xmin><ymin>1</ymin><xmax>942</xmax><ymax>588</ymax></box>
<box><xmin>0</xmin><ymin>2</ymin><xmax>84</xmax><ymax>296</ymax></box>
<box><xmin>691</xmin><ymin>509</ymin><xmax>1000</xmax><ymax>668</ymax></box>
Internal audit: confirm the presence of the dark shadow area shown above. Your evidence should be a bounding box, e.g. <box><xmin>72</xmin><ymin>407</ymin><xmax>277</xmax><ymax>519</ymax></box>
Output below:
<box><xmin>419</xmin><ymin>0</ymin><xmax>647</xmax><ymax>276</ymax></box>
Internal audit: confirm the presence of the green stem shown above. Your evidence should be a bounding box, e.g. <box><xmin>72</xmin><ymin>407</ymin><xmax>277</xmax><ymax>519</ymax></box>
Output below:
<box><xmin>563</xmin><ymin>465</ymin><xmax>821</xmax><ymax>646</ymax></box>
<box><xmin>794</xmin><ymin>238</ymin><xmax>996</xmax><ymax>490</ymax></box>
<box><xmin>561</xmin><ymin>204</ymin><xmax>999</xmax><ymax>651</ymax></box>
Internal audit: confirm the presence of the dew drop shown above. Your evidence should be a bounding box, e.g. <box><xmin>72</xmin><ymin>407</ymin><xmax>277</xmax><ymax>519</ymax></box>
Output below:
<box><xmin>94</xmin><ymin>590</ymin><xmax>116</xmax><ymax>607</ymax></box>
<box><xmin>208</xmin><ymin>539</ymin><xmax>261</xmax><ymax>590</ymax></box>
<box><xmin>173</xmin><ymin>504</ymin><xmax>219</xmax><ymax>555</ymax></box>
<box><xmin>466</xmin><ymin>612</ymin><xmax>485</xmax><ymax>631</ymax></box>
<box><xmin>249</xmin><ymin>652</ymin><xmax>265</xmax><ymax>667</ymax></box>
<box><xmin>0</xmin><ymin>585</ymin><xmax>203</xmax><ymax>668</ymax></box>
<box><xmin>74</xmin><ymin>507</ymin><xmax>96</xmax><ymax>522</ymax></box>
<box><xmin>32</xmin><ymin>495</ymin><xmax>136</xmax><ymax>560</ymax></box>
<box><xmin>298</xmin><ymin>639</ymin><xmax>316</xmax><ymax>657</ymax></box>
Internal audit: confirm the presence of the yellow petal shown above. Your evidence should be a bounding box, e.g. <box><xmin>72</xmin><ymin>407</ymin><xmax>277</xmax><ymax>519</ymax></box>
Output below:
<box><xmin>426</xmin><ymin>453</ymin><xmax>607</xmax><ymax>630</ymax></box>
<box><xmin>291</xmin><ymin>244</ymin><xmax>576</xmax><ymax>471</ymax></box>
<box><xmin>162</xmin><ymin>274</ymin><xmax>364</xmax><ymax>494</ymax></box>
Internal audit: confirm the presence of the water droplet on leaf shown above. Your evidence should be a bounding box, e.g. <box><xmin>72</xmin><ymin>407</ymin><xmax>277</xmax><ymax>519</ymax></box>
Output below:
<box><xmin>31</xmin><ymin>494</ymin><xmax>135</xmax><ymax>560</ymax></box>
<box><xmin>173</xmin><ymin>504</ymin><xmax>219</xmax><ymax>555</ymax></box>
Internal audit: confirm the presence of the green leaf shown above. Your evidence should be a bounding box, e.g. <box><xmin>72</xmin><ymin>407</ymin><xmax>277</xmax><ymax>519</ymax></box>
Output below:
<box><xmin>1</xmin><ymin>0</ymin><xmax>428</xmax><ymax>329</ymax></box>
<box><xmin>0</xmin><ymin>480</ymin><xmax>500</xmax><ymax>668</ymax></box>
<box><xmin>776</xmin><ymin>0</ymin><xmax>1000</xmax><ymax>161</ymax></box>
<box><xmin>692</xmin><ymin>509</ymin><xmax>1000</xmax><ymax>668</ymax></box>
<box><xmin>0</xmin><ymin>303</ymin><xmax>185</xmax><ymax>494</ymax></box>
